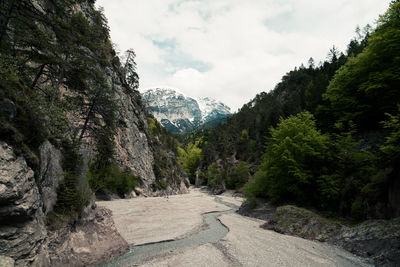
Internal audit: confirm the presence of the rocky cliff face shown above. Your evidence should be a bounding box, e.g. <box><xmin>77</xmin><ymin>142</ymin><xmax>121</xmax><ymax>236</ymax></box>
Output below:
<box><xmin>0</xmin><ymin>142</ymin><xmax>48</xmax><ymax>266</ymax></box>
<box><xmin>0</xmin><ymin>0</ymin><xmax>188</xmax><ymax>265</ymax></box>
<box><xmin>142</xmin><ymin>88</ymin><xmax>231</xmax><ymax>133</ymax></box>
<box><xmin>0</xmin><ymin>140</ymin><xmax>129</xmax><ymax>266</ymax></box>
<box><xmin>109</xmin><ymin>66</ymin><xmax>189</xmax><ymax>195</ymax></box>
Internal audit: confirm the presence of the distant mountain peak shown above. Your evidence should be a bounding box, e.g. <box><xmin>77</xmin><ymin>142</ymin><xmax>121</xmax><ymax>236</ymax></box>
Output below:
<box><xmin>141</xmin><ymin>87</ymin><xmax>231</xmax><ymax>134</ymax></box>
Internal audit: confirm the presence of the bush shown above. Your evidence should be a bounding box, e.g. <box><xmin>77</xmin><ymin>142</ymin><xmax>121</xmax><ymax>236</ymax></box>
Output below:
<box><xmin>253</xmin><ymin>112</ymin><xmax>331</xmax><ymax>204</ymax></box>
<box><xmin>178</xmin><ymin>141</ymin><xmax>202</xmax><ymax>184</ymax></box>
<box><xmin>88</xmin><ymin>163</ymin><xmax>138</xmax><ymax>197</ymax></box>
<box><xmin>226</xmin><ymin>161</ymin><xmax>250</xmax><ymax>190</ymax></box>
<box><xmin>351</xmin><ymin>198</ymin><xmax>365</xmax><ymax>220</ymax></box>
<box><xmin>52</xmin><ymin>141</ymin><xmax>90</xmax><ymax>218</ymax></box>
<box><xmin>207</xmin><ymin>162</ymin><xmax>223</xmax><ymax>188</ymax></box>
<box><xmin>243</xmin><ymin>170</ymin><xmax>268</xmax><ymax>200</ymax></box>
<box><xmin>381</xmin><ymin>105</ymin><xmax>400</xmax><ymax>164</ymax></box>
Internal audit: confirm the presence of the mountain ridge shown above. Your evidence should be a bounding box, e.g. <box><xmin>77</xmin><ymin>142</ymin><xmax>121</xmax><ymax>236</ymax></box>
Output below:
<box><xmin>141</xmin><ymin>87</ymin><xmax>231</xmax><ymax>134</ymax></box>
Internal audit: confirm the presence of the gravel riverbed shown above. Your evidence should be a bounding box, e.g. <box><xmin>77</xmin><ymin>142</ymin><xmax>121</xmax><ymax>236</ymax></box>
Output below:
<box><xmin>98</xmin><ymin>188</ymin><xmax>372</xmax><ymax>266</ymax></box>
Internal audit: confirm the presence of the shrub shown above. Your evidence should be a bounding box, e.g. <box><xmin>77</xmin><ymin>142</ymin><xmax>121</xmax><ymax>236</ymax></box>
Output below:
<box><xmin>226</xmin><ymin>161</ymin><xmax>250</xmax><ymax>190</ymax></box>
<box><xmin>243</xmin><ymin>170</ymin><xmax>268</xmax><ymax>200</ymax></box>
<box><xmin>88</xmin><ymin>163</ymin><xmax>138</xmax><ymax>197</ymax></box>
<box><xmin>256</xmin><ymin>112</ymin><xmax>331</xmax><ymax>204</ymax></box>
<box><xmin>207</xmin><ymin>162</ymin><xmax>223</xmax><ymax>188</ymax></box>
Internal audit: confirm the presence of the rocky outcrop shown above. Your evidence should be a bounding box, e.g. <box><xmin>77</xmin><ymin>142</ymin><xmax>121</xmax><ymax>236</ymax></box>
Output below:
<box><xmin>0</xmin><ymin>142</ymin><xmax>48</xmax><ymax>266</ymax></box>
<box><xmin>109</xmin><ymin>67</ymin><xmax>188</xmax><ymax>195</ymax></box>
<box><xmin>237</xmin><ymin>199</ymin><xmax>276</xmax><ymax>221</ymax></box>
<box><xmin>261</xmin><ymin>205</ymin><xmax>342</xmax><ymax>242</ymax></box>
<box><xmin>0</xmin><ymin>0</ymin><xmax>189</xmax><ymax>264</ymax></box>
<box><xmin>331</xmin><ymin>218</ymin><xmax>400</xmax><ymax>266</ymax></box>
<box><xmin>113</xmin><ymin>79</ymin><xmax>156</xmax><ymax>191</ymax></box>
<box><xmin>0</xmin><ymin>141</ymin><xmax>130</xmax><ymax>266</ymax></box>
<box><xmin>260</xmin><ymin>204</ymin><xmax>400</xmax><ymax>266</ymax></box>
<box><xmin>47</xmin><ymin>206</ymin><xmax>129</xmax><ymax>266</ymax></box>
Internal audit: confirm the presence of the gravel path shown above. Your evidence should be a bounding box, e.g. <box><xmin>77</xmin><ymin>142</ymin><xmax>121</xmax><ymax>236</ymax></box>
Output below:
<box><xmin>98</xmin><ymin>188</ymin><xmax>372</xmax><ymax>266</ymax></box>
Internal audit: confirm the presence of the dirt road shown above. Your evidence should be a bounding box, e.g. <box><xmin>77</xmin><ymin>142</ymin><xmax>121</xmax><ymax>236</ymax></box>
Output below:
<box><xmin>98</xmin><ymin>188</ymin><xmax>371</xmax><ymax>266</ymax></box>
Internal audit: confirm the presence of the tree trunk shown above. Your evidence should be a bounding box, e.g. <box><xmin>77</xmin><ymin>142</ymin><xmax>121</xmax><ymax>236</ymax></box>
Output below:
<box><xmin>30</xmin><ymin>64</ymin><xmax>46</xmax><ymax>89</ymax></box>
<box><xmin>79</xmin><ymin>99</ymin><xmax>96</xmax><ymax>142</ymax></box>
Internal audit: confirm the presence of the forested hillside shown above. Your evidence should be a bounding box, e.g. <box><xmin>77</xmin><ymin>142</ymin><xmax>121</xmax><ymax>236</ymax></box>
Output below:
<box><xmin>183</xmin><ymin>1</ymin><xmax>400</xmax><ymax>220</ymax></box>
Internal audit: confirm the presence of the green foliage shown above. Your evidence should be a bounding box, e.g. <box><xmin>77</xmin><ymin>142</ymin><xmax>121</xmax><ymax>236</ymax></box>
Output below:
<box><xmin>179</xmin><ymin>141</ymin><xmax>203</xmax><ymax>184</ymax></box>
<box><xmin>177</xmin><ymin>146</ymin><xmax>187</xmax><ymax>166</ymax></box>
<box><xmin>0</xmin><ymin>0</ymin><xmax>135</xmax><ymax>219</ymax></box>
<box><xmin>381</xmin><ymin>106</ymin><xmax>400</xmax><ymax>164</ymax></box>
<box><xmin>206</xmin><ymin>162</ymin><xmax>223</xmax><ymax>188</ymax></box>
<box><xmin>351</xmin><ymin>198</ymin><xmax>365</xmax><ymax>220</ymax></box>
<box><xmin>243</xmin><ymin>170</ymin><xmax>268</xmax><ymax>200</ymax></box>
<box><xmin>53</xmin><ymin>172</ymin><xmax>89</xmax><ymax>215</ymax></box>
<box><xmin>148</xmin><ymin>117</ymin><xmax>157</xmax><ymax>135</ymax></box>
<box><xmin>123</xmin><ymin>49</ymin><xmax>139</xmax><ymax>90</ymax></box>
<box><xmin>53</xmin><ymin>142</ymin><xmax>89</xmax><ymax>217</ymax></box>
<box><xmin>258</xmin><ymin>112</ymin><xmax>331</xmax><ymax>204</ymax></box>
<box><xmin>322</xmin><ymin>3</ymin><xmax>400</xmax><ymax>131</ymax></box>
<box><xmin>240</xmin><ymin>129</ymin><xmax>249</xmax><ymax>142</ymax></box>
<box><xmin>226</xmin><ymin>161</ymin><xmax>250</xmax><ymax>190</ymax></box>
<box><xmin>147</xmin><ymin>115</ymin><xmax>180</xmax><ymax>154</ymax></box>
<box><xmin>152</xmin><ymin>179</ymin><xmax>168</xmax><ymax>191</ymax></box>
<box><xmin>201</xmin><ymin>40</ymin><xmax>349</xmax><ymax>169</ymax></box>
<box><xmin>87</xmin><ymin>163</ymin><xmax>138</xmax><ymax>197</ymax></box>
<box><xmin>242</xmin><ymin>110</ymin><xmax>387</xmax><ymax>217</ymax></box>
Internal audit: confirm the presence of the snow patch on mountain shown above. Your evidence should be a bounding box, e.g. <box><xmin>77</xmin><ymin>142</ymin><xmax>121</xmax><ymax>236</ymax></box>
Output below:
<box><xmin>141</xmin><ymin>88</ymin><xmax>231</xmax><ymax>133</ymax></box>
<box><xmin>198</xmin><ymin>97</ymin><xmax>231</xmax><ymax>121</ymax></box>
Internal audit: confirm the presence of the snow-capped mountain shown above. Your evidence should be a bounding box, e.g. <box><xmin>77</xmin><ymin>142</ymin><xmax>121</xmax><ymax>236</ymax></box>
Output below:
<box><xmin>141</xmin><ymin>88</ymin><xmax>231</xmax><ymax>134</ymax></box>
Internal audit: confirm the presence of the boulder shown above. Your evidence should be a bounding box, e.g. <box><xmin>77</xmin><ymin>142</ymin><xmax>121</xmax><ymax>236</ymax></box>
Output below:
<box><xmin>238</xmin><ymin>199</ymin><xmax>276</xmax><ymax>221</ymax></box>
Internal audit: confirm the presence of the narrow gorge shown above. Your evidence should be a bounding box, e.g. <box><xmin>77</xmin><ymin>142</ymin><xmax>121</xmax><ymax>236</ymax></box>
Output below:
<box><xmin>1</xmin><ymin>0</ymin><xmax>400</xmax><ymax>266</ymax></box>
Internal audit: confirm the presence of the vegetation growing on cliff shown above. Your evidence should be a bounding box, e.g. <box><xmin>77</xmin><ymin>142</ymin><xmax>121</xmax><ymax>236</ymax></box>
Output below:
<box><xmin>0</xmin><ymin>0</ymin><xmax>147</xmax><ymax>218</ymax></box>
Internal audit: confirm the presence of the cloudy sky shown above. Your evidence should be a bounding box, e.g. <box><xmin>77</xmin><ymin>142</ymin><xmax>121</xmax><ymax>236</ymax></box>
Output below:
<box><xmin>96</xmin><ymin>0</ymin><xmax>389</xmax><ymax>112</ymax></box>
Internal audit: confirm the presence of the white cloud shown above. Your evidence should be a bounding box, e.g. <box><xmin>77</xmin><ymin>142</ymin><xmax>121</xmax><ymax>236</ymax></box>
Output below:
<box><xmin>97</xmin><ymin>0</ymin><xmax>389</xmax><ymax>111</ymax></box>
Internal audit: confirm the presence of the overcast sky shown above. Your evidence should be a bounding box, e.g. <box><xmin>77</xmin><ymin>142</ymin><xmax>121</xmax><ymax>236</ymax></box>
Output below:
<box><xmin>96</xmin><ymin>0</ymin><xmax>389</xmax><ymax>112</ymax></box>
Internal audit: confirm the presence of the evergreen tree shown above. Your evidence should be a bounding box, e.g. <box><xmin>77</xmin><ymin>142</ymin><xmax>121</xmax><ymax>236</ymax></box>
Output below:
<box><xmin>322</xmin><ymin>2</ymin><xmax>400</xmax><ymax>131</ymax></box>
<box><xmin>123</xmin><ymin>49</ymin><xmax>139</xmax><ymax>90</ymax></box>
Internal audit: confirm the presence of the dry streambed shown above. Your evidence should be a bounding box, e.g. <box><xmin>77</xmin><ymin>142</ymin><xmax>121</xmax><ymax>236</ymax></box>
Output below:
<box><xmin>98</xmin><ymin>188</ymin><xmax>371</xmax><ymax>266</ymax></box>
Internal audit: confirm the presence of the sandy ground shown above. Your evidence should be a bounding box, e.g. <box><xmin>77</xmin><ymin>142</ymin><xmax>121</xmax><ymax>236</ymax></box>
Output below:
<box><xmin>98</xmin><ymin>188</ymin><xmax>371</xmax><ymax>266</ymax></box>
<box><xmin>97</xmin><ymin>188</ymin><xmax>229</xmax><ymax>245</ymax></box>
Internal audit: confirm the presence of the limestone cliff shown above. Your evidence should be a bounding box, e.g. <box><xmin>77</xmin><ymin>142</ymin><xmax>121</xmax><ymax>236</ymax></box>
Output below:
<box><xmin>110</xmin><ymin>69</ymin><xmax>188</xmax><ymax>195</ymax></box>
<box><xmin>0</xmin><ymin>0</ymin><xmax>188</xmax><ymax>265</ymax></box>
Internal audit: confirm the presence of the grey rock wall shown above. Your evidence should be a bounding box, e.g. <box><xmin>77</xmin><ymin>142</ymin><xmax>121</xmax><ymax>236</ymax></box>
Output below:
<box><xmin>114</xmin><ymin>85</ymin><xmax>156</xmax><ymax>191</ymax></box>
<box><xmin>109</xmin><ymin>67</ymin><xmax>188</xmax><ymax>195</ymax></box>
<box><xmin>38</xmin><ymin>140</ymin><xmax>63</xmax><ymax>214</ymax></box>
<box><xmin>0</xmin><ymin>142</ymin><xmax>49</xmax><ymax>266</ymax></box>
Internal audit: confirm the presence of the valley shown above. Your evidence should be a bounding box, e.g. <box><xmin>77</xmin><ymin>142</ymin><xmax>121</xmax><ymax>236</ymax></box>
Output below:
<box><xmin>99</xmin><ymin>188</ymin><xmax>371</xmax><ymax>266</ymax></box>
<box><xmin>0</xmin><ymin>0</ymin><xmax>399</xmax><ymax>266</ymax></box>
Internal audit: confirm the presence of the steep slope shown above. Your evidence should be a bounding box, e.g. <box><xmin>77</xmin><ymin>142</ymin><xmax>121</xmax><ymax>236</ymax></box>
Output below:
<box><xmin>199</xmin><ymin>2</ymin><xmax>400</xmax><ymax>221</ymax></box>
<box><xmin>0</xmin><ymin>0</ymin><xmax>188</xmax><ymax>265</ymax></box>
<box><xmin>142</xmin><ymin>88</ymin><xmax>231</xmax><ymax>134</ymax></box>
